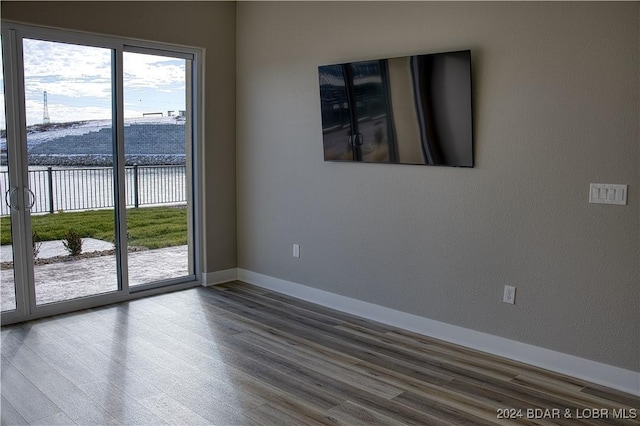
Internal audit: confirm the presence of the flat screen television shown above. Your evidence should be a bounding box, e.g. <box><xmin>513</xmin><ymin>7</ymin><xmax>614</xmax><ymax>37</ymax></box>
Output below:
<box><xmin>318</xmin><ymin>49</ymin><xmax>473</xmax><ymax>167</ymax></box>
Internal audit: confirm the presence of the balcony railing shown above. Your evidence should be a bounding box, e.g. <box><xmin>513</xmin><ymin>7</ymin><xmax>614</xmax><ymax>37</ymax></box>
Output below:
<box><xmin>0</xmin><ymin>164</ymin><xmax>186</xmax><ymax>216</ymax></box>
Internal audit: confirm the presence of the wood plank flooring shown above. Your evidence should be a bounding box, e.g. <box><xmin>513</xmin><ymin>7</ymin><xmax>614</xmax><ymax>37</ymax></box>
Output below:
<box><xmin>1</xmin><ymin>281</ymin><xmax>638</xmax><ymax>425</ymax></box>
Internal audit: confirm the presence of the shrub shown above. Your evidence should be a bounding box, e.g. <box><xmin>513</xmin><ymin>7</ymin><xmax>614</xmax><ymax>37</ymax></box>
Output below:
<box><xmin>62</xmin><ymin>229</ymin><xmax>82</xmax><ymax>256</ymax></box>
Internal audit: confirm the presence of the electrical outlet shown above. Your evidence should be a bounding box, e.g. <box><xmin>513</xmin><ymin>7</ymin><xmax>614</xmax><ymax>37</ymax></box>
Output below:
<box><xmin>503</xmin><ymin>285</ymin><xmax>516</xmax><ymax>304</ymax></box>
<box><xmin>293</xmin><ymin>244</ymin><xmax>300</xmax><ymax>258</ymax></box>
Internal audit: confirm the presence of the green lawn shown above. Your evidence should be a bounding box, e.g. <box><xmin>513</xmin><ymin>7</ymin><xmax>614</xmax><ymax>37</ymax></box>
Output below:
<box><xmin>0</xmin><ymin>206</ymin><xmax>187</xmax><ymax>249</ymax></box>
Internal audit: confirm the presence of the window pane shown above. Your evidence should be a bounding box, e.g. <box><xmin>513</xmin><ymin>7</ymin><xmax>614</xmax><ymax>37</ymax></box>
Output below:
<box><xmin>22</xmin><ymin>39</ymin><xmax>119</xmax><ymax>305</ymax></box>
<box><xmin>0</xmin><ymin>35</ymin><xmax>18</xmax><ymax>312</ymax></box>
<box><xmin>123</xmin><ymin>51</ymin><xmax>193</xmax><ymax>287</ymax></box>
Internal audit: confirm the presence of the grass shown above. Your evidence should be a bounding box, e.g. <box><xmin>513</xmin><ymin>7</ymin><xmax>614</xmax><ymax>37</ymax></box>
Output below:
<box><xmin>0</xmin><ymin>206</ymin><xmax>187</xmax><ymax>250</ymax></box>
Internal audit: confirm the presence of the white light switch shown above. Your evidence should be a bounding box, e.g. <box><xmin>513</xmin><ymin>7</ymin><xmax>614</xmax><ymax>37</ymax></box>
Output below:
<box><xmin>503</xmin><ymin>285</ymin><xmax>516</xmax><ymax>304</ymax></box>
<box><xmin>589</xmin><ymin>184</ymin><xmax>627</xmax><ymax>205</ymax></box>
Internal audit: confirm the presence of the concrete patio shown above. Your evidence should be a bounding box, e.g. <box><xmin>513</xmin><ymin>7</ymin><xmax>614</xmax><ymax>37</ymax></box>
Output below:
<box><xmin>1</xmin><ymin>241</ymin><xmax>189</xmax><ymax>310</ymax></box>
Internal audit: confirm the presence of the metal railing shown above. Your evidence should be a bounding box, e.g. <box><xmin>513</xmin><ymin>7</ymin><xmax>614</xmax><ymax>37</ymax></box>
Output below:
<box><xmin>1</xmin><ymin>165</ymin><xmax>186</xmax><ymax>216</ymax></box>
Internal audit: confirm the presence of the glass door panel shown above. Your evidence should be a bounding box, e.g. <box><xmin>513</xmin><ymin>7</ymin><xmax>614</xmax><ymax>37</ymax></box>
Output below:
<box><xmin>21</xmin><ymin>39</ymin><xmax>119</xmax><ymax>305</ymax></box>
<box><xmin>2</xmin><ymin>22</ymin><xmax>200</xmax><ymax>324</ymax></box>
<box><xmin>123</xmin><ymin>51</ymin><xmax>193</xmax><ymax>287</ymax></box>
<box><xmin>0</xmin><ymin>36</ymin><xmax>18</xmax><ymax>312</ymax></box>
<box><xmin>318</xmin><ymin>65</ymin><xmax>354</xmax><ymax>161</ymax></box>
<box><xmin>350</xmin><ymin>61</ymin><xmax>396</xmax><ymax>163</ymax></box>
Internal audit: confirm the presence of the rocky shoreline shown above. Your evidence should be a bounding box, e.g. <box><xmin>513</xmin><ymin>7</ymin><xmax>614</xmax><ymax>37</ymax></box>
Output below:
<box><xmin>1</xmin><ymin>154</ymin><xmax>186</xmax><ymax>167</ymax></box>
<box><xmin>0</xmin><ymin>119</ymin><xmax>188</xmax><ymax>167</ymax></box>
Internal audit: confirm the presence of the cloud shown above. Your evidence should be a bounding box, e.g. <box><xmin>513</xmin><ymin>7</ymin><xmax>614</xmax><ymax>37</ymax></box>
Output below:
<box><xmin>19</xmin><ymin>39</ymin><xmax>186</xmax><ymax>125</ymax></box>
<box><xmin>23</xmin><ymin>39</ymin><xmax>112</xmax><ymax>82</ymax></box>
<box><xmin>124</xmin><ymin>52</ymin><xmax>186</xmax><ymax>92</ymax></box>
<box><xmin>24</xmin><ymin>98</ymin><xmax>112</xmax><ymax>126</ymax></box>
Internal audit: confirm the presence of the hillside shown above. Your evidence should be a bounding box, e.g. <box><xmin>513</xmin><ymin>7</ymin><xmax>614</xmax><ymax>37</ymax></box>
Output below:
<box><xmin>1</xmin><ymin>117</ymin><xmax>187</xmax><ymax>166</ymax></box>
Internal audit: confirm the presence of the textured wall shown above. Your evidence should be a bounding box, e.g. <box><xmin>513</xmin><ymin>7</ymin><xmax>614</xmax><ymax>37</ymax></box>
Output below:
<box><xmin>236</xmin><ymin>2</ymin><xmax>639</xmax><ymax>371</ymax></box>
<box><xmin>2</xmin><ymin>1</ymin><xmax>238</xmax><ymax>274</ymax></box>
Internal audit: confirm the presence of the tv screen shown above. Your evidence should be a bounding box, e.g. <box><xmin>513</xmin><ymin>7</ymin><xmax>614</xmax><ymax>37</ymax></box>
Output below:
<box><xmin>318</xmin><ymin>50</ymin><xmax>473</xmax><ymax>167</ymax></box>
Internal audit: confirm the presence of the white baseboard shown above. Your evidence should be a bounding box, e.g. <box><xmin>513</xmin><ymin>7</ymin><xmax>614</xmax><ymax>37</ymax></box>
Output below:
<box><xmin>202</xmin><ymin>268</ymin><xmax>238</xmax><ymax>286</ymax></box>
<box><xmin>237</xmin><ymin>268</ymin><xmax>640</xmax><ymax>396</ymax></box>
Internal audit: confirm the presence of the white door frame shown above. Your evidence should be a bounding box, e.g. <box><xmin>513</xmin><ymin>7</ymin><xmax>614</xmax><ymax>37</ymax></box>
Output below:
<box><xmin>1</xmin><ymin>22</ymin><xmax>203</xmax><ymax>325</ymax></box>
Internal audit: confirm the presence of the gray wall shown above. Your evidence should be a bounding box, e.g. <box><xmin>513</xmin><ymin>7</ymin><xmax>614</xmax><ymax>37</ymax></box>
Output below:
<box><xmin>2</xmin><ymin>1</ymin><xmax>238</xmax><ymax>274</ymax></box>
<box><xmin>236</xmin><ymin>2</ymin><xmax>639</xmax><ymax>371</ymax></box>
<box><xmin>4</xmin><ymin>1</ymin><xmax>638</xmax><ymax>372</ymax></box>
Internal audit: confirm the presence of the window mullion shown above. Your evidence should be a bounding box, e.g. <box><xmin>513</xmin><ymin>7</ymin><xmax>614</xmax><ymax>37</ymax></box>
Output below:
<box><xmin>112</xmin><ymin>45</ymin><xmax>129</xmax><ymax>293</ymax></box>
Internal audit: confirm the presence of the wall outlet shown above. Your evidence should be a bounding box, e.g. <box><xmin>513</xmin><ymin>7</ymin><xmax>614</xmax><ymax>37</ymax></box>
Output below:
<box><xmin>293</xmin><ymin>243</ymin><xmax>300</xmax><ymax>258</ymax></box>
<box><xmin>503</xmin><ymin>285</ymin><xmax>516</xmax><ymax>304</ymax></box>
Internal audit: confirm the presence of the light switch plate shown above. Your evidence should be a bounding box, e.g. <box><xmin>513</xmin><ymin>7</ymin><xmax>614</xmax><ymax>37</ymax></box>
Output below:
<box><xmin>503</xmin><ymin>285</ymin><xmax>516</xmax><ymax>304</ymax></box>
<box><xmin>589</xmin><ymin>183</ymin><xmax>627</xmax><ymax>205</ymax></box>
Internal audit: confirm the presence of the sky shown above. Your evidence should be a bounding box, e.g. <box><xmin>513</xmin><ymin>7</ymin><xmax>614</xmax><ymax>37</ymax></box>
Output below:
<box><xmin>1</xmin><ymin>38</ymin><xmax>187</xmax><ymax>129</ymax></box>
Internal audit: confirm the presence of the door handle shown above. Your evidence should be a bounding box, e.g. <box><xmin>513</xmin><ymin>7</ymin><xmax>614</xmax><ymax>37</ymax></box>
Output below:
<box><xmin>4</xmin><ymin>188</ymin><xmax>11</xmax><ymax>209</ymax></box>
<box><xmin>348</xmin><ymin>133</ymin><xmax>364</xmax><ymax>147</ymax></box>
<box><xmin>25</xmin><ymin>187</ymin><xmax>35</xmax><ymax>210</ymax></box>
<box><xmin>4</xmin><ymin>187</ymin><xmax>34</xmax><ymax>211</ymax></box>
<box><xmin>5</xmin><ymin>187</ymin><xmax>19</xmax><ymax>211</ymax></box>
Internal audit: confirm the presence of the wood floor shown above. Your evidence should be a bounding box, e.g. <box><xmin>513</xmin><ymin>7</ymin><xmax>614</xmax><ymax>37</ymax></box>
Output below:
<box><xmin>1</xmin><ymin>282</ymin><xmax>638</xmax><ymax>425</ymax></box>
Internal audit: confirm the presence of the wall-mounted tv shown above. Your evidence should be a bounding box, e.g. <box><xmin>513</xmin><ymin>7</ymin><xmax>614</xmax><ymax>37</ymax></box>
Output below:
<box><xmin>318</xmin><ymin>49</ymin><xmax>473</xmax><ymax>167</ymax></box>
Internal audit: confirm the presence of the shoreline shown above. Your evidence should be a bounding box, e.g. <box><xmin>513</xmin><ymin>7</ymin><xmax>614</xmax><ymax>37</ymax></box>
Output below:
<box><xmin>1</xmin><ymin>154</ymin><xmax>186</xmax><ymax>167</ymax></box>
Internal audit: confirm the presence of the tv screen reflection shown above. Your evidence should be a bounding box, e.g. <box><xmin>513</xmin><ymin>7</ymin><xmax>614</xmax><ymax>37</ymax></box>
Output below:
<box><xmin>318</xmin><ymin>50</ymin><xmax>473</xmax><ymax>167</ymax></box>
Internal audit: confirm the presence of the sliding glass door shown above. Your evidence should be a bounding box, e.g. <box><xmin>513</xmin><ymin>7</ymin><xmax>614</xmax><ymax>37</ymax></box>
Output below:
<box><xmin>22</xmin><ymin>38</ymin><xmax>120</xmax><ymax>306</ymax></box>
<box><xmin>123</xmin><ymin>50</ymin><xmax>194</xmax><ymax>288</ymax></box>
<box><xmin>0</xmin><ymin>34</ymin><xmax>19</xmax><ymax>313</ymax></box>
<box><xmin>1</xmin><ymin>23</ymin><xmax>200</xmax><ymax>323</ymax></box>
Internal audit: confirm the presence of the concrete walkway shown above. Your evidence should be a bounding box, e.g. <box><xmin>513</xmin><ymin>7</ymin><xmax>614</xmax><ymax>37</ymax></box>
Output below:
<box><xmin>0</xmin><ymin>238</ymin><xmax>115</xmax><ymax>263</ymax></box>
<box><xmin>1</xmin><ymin>244</ymin><xmax>189</xmax><ymax>310</ymax></box>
